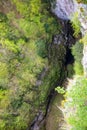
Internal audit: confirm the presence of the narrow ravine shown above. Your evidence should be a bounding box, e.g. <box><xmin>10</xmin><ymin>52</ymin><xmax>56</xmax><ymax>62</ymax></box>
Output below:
<box><xmin>30</xmin><ymin>0</ymin><xmax>87</xmax><ymax>129</ymax></box>
<box><xmin>30</xmin><ymin>20</ymin><xmax>75</xmax><ymax>130</ymax></box>
<box><xmin>0</xmin><ymin>1</ymin><xmax>87</xmax><ymax>130</ymax></box>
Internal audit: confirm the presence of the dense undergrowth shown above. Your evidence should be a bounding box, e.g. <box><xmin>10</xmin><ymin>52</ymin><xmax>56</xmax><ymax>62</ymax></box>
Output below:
<box><xmin>57</xmin><ymin>38</ymin><xmax>87</xmax><ymax>130</ymax></box>
<box><xmin>0</xmin><ymin>0</ymin><xmax>62</xmax><ymax>129</ymax></box>
<box><xmin>1</xmin><ymin>0</ymin><xmax>87</xmax><ymax>130</ymax></box>
<box><xmin>67</xmin><ymin>77</ymin><xmax>87</xmax><ymax>130</ymax></box>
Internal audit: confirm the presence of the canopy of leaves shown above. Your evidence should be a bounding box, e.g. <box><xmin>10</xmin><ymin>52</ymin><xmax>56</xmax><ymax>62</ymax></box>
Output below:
<box><xmin>72</xmin><ymin>41</ymin><xmax>83</xmax><ymax>75</ymax></box>
<box><xmin>0</xmin><ymin>0</ymin><xmax>60</xmax><ymax>129</ymax></box>
<box><xmin>71</xmin><ymin>12</ymin><xmax>81</xmax><ymax>37</ymax></box>
<box><xmin>66</xmin><ymin>77</ymin><xmax>87</xmax><ymax>130</ymax></box>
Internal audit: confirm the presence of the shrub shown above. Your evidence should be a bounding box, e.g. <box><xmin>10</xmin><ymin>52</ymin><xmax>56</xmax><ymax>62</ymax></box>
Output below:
<box><xmin>0</xmin><ymin>0</ymin><xmax>61</xmax><ymax>129</ymax></box>
<box><xmin>74</xmin><ymin>62</ymin><xmax>83</xmax><ymax>75</ymax></box>
<box><xmin>72</xmin><ymin>42</ymin><xmax>83</xmax><ymax>63</ymax></box>
<box><xmin>55</xmin><ymin>86</ymin><xmax>65</xmax><ymax>94</ymax></box>
<box><xmin>66</xmin><ymin>77</ymin><xmax>87</xmax><ymax>130</ymax></box>
<box><xmin>80</xmin><ymin>33</ymin><xmax>87</xmax><ymax>44</ymax></box>
<box><xmin>71</xmin><ymin>12</ymin><xmax>81</xmax><ymax>37</ymax></box>
<box><xmin>72</xmin><ymin>41</ymin><xmax>83</xmax><ymax>75</ymax></box>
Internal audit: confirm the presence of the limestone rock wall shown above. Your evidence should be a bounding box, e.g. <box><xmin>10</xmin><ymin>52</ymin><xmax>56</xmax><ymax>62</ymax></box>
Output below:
<box><xmin>52</xmin><ymin>0</ymin><xmax>87</xmax><ymax>76</ymax></box>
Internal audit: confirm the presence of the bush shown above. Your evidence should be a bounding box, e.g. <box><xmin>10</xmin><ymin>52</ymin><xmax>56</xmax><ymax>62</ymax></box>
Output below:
<box><xmin>71</xmin><ymin>12</ymin><xmax>81</xmax><ymax>37</ymax></box>
<box><xmin>80</xmin><ymin>33</ymin><xmax>87</xmax><ymax>44</ymax></box>
<box><xmin>66</xmin><ymin>77</ymin><xmax>87</xmax><ymax>130</ymax></box>
<box><xmin>0</xmin><ymin>12</ymin><xmax>8</xmax><ymax>22</ymax></box>
<box><xmin>74</xmin><ymin>62</ymin><xmax>83</xmax><ymax>75</ymax></box>
<box><xmin>72</xmin><ymin>42</ymin><xmax>83</xmax><ymax>63</ymax></box>
<box><xmin>0</xmin><ymin>0</ymin><xmax>61</xmax><ymax>129</ymax></box>
<box><xmin>72</xmin><ymin>41</ymin><xmax>83</xmax><ymax>75</ymax></box>
<box><xmin>55</xmin><ymin>86</ymin><xmax>65</xmax><ymax>94</ymax></box>
<box><xmin>36</xmin><ymin>40</ymin><xmax>47</xmax><ymax>58</ymax></box>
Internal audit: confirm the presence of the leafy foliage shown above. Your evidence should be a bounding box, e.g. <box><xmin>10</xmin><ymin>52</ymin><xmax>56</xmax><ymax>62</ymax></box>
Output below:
<box><xmin>0</xmin><ymin>0</ymin><xmax>59</xmax><ymax>130</ymax></box>
<box><xmin>0</xmin><ymin>0</ymin><xmax>60</xmax><ymax>129</ymax></box>
<box><xmin>71</xmin><ymin>12</ymin><xmax>81</xmax><ymax>37</ymax></box>
<box><xmin>80</xmin><ymin>33</ymin><xmax>87</xmax><ymax>44</ymax></box>
<box><xmin>72</xmin><ymin>41</ymin><xmax>83</xmax><ymax>75</ymax></box>
<box><xmin>55</xmin><ymin>86</ymin><xmax>65</xmax><ymax>94</ymax></box>
<box><xmin>66</xmin><ymin>77</ymin><xmax>87</xmax><ymax>130</ymax></box>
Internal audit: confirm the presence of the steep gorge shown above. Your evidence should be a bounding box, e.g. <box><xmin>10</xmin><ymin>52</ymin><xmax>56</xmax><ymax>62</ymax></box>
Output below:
<box><xmin>51</xmin><ymin>0</ymin><xmax>87</xmax><ymax>130</ymax></box>
<box><xmin>30</xmin><ymin>0</ymin><xmax>87</xmax><ymax>129</ymax></box>
<box><xmin>30</xmin><ymin>11</ymin><xmax>76</xmax><ymax>130</ymax></box>
<box><xmin>0</xmin><ymin>0</ymin><xmax>87</xmax><ymax>130</ymax></box>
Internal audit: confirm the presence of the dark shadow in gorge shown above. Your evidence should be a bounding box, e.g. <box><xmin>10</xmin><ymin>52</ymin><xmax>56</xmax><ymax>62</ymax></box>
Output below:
<box><xmin>29</xmin><ymin>19</ymin><xmax>79</xmax><ymax>130</ymax></box>
<box><xmin>65</xmin><ymin>47</ymin><xmax>74</xmax><ymax>65</ymax></box>
<box><xmin>44</xmin><ymin>20</ymin><xmax>76</xmax><ymax>129</ymax></box>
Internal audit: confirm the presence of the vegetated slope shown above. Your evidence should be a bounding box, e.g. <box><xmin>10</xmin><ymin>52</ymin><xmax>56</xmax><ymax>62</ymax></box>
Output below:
<box><xmin>0</xmin><ymin>0</ymin><xmax>61</xmax><ymax>129</ymax></box>
<box><xmin>52</xmin><ymin>0</ymin><xmax>87</xmax><ymax>129</ymax></box>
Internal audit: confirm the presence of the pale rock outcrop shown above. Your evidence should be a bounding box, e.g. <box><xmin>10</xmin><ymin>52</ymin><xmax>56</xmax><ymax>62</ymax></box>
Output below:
<box><xmin>52</xmin><ymin>0</ymin><xmax>87</xmax><ymax>76</ymax></box>
<box><xmin>52</xmin><ymin>0</ymin><xmax>78</xmax><ymax>20</ymax></box>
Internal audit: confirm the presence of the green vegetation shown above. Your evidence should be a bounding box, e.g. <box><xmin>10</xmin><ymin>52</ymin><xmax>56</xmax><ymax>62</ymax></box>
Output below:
<box><xmin>55</xmin><ymin>86</ymin><xmax>65</xmax><ymax>94</ymax></box>
<box><xmin>39</xmin><ymin>43</ymin><xmax>66</xmax><ymax>105</ymax></box>
<box><xmin>72</xmin><ymin>41</ymin><xmax>83</xmax><ymax>75</ymax></box>
<box><xmin>64</xmin><ymin>39</ymin><xmax>86</xmax><ymax>130</ymax></box>
<box><xmin>0</xmin><ymin>0</ymin><xmax>61</xmax><ymax>129</ymax></box>
<box><xmin>67</xmin><ymin>64</ymin><xmax>74</xmax><ymax>78</ymax></box>
<box><xmin>80</xmin><ymin>33</ymin><xmax>87</xmax><ymax>44</ymax></box>
<box><xmin>76</xmin><ymin>0</ymin><xmax>87</xmax><ymax>4</ymax></box>
<box><xmin>71</xmin><ymin>12</ymin><xmax>81</xmax><ymax>37</ymax></box>
<box><xmin>66</xmin><ymin>77</ymin><xmax>87</xmax><ymax>130</ymax></box>
<box><xmin>1</xmin><ymin>0</ymin><xmax>87</xmax><ymax>130</ymax></box>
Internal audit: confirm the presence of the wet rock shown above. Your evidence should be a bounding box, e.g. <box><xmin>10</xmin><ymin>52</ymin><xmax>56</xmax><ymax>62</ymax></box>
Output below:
<box><xmin>30</xmin><ymin>111</ymin><xmax>44</xmax><ymax>130</ymax></box>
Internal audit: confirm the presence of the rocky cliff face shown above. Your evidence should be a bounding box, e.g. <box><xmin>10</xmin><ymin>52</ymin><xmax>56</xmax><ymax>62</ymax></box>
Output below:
<box><xmin>51</xmin><ymin>1</ymin><xmax>87</xmax><ymax>129</ymax></box>
<box><xmin>52</xmin><ymin>0</ymin><xmax>78</xmax><ymax>20</ymax></box>
<box><xmin>52</xmin><ymin>0</ymin><xmax>87</xmax><ymax>76</ymax></box>
<box><xmin>52</xmin><ymin>0</ymin><xmax>87</xmax><ymax>31</ymax></box>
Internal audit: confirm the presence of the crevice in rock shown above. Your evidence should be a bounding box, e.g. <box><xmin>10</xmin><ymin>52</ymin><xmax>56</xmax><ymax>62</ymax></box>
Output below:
<box><xmin>29</xmin><ymin>15</ymin><xmax>77</xmax><ymax>130</ymax></box>
<box><xmin>65</xmin><ymin>48</ymin><xmax>74</xmax><ymax>65</ymax></box>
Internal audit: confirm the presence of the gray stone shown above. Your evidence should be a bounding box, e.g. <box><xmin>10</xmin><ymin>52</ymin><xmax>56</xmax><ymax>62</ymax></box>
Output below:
<box><xmin>52</xmin><ymin>0</ymin><xmax>78</xmax><ymax>20</ymax></box>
